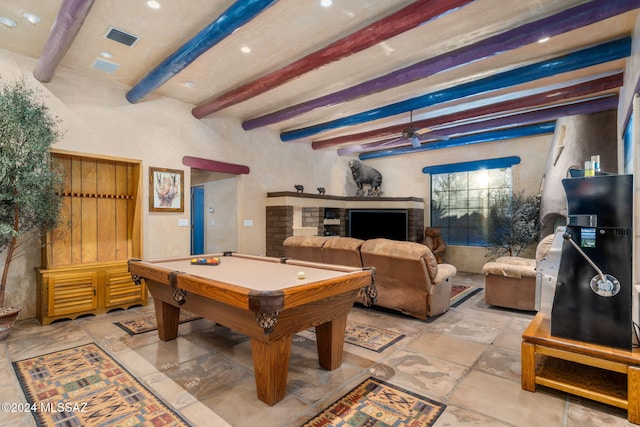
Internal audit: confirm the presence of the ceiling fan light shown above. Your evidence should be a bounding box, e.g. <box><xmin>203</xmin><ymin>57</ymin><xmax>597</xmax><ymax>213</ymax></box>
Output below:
<box><xmin>0</xmin><ymin>17</ymin><xmax>17</xmax><ymax>28</ymax></box>
<box><xmin>22</xmin><ymin>13</ymin><xmax>41</xmax><ymax>24</ymax></box>
<box><xmin>411</xmin><ymin>135</ymin><xmax>420</xmax><ymax>148</ymax></box>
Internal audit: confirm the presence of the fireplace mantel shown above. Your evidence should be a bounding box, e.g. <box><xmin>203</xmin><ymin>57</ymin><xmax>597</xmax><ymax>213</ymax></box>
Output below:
<box><xmin>266</xmin><ymin>192</ymin><xmax>423</xmax><ymax>209</ymax></box>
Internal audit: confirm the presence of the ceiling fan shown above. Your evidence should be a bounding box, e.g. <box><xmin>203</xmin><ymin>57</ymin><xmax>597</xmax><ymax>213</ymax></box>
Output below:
<box><xmin>377</xmin><ymin>111</ymin><xmax>449</xmax><ymax>149</ymax></box>
<box><xmin>401</xmin><ymin>110</ymin><xmax>450</xmax><ymax>148</ymax></box>
<box><xmin>337</xmin><ymin>111</ymin><xmax>452</xmax><ymax>155</ymax></box>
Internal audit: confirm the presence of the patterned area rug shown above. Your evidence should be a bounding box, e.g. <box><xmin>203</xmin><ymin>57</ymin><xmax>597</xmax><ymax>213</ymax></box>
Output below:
<box><xmin>343</xmin><ymin>320</ymin><xmax>405</xmax><ymax>353</ymax></box>
<box><xmin>114</xmin><ymin>311</ymin><xmax>201</xmax><ymax>335</ymax></box>
<box><xmin>450</xmin><ymin>284</ymin><xmax>482</xmax><ymax>307</ymax></box>
<box><xmin>13</xmin><ymin>343</ymin><xmax>190</xmax><ymax>427</ymax></box>
<box><xmin>302</xmin><ymin>377</ymin><xmax>446</xmax><ymax>426</ymax></box>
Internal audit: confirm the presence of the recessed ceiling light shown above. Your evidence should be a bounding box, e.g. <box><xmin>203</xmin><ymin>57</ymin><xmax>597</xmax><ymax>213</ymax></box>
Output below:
<box><xmin>146</xmin><ymin>1</ymin><xmax>161</xmax><ymax>9</ymax></box>
<box><xmin>22</xmin><ymin>12</ymin><xmax>41</xmax><ymax>24</ymax></box>
<box><xmin>320</xmin><ymin>0</ymin><xmax>333</xmax><ymax>7</ymax></box>
<box><xmin>184</xmin><ymin>81</ymin><xmax>195</xmax><ymax>87</ymax></box>
<box><xmin>0</xmin><ymin>17</ymin><xmax>17</xmax><ymax>28</ymax></box>
<box><xmin>240</xmin><ymin>46</ymin><xmax>251</xmax><ymax>54</ymax></box>
<box><xmin>99</xmin><ymin>51</ymin><xmax>113</xmax><ymax>59</ymax></box>
<box><xmin>538</xmin><ymin>36</ymin><xmax>550</xmax><ymax>43</ymax></box>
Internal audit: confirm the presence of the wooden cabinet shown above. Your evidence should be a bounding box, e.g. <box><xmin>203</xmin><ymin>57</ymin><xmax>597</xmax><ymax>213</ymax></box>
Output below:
<box><xmin>104</xmin><ymin>265</ymin><xmax>148</xmax><ymax>307</ymax></box>
<box><xmin>36</xmin><ymin>151</ymin><xmax>146</xmax><ymax>324</ymax></box>
<box><xmin>37</xmin><ymin>262</ymin><xmax>147</xmax><ymax>324</ymax></box>
<box><xmin>44</xmin><ymin>270</ymin><xmax>98</xmax><ymax>318</ymax></box>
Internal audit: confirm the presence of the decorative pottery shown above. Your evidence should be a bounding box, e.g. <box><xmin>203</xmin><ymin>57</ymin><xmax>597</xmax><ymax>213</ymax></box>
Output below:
<box><xmin>0</xmin><ymin>306</ymin><xmax>20</xmax><ymax>340</ymax></box>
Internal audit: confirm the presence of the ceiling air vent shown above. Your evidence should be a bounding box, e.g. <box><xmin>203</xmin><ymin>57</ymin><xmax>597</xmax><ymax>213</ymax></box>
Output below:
<box><xmin>91</xmin><ymin>58</ymin><xmax>120</xmax><ymax>74</ymax></box>
<box><xmin>104</xmin><ymin>26</ymin><xmax>139</xmax><ymax>47</ymax></box>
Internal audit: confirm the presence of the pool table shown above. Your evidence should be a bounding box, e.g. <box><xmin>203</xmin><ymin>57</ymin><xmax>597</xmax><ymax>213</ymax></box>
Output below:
<box><xmin>128</xmin><ymin>252</ymin><xmax>375</xmax><ymax>405</ymax></box>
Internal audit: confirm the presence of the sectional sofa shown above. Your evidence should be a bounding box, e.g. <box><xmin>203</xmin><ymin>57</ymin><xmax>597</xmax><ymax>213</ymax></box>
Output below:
<box><xmin>283</xmin><ymin>235</ymin><xmax>457</xmax><ymax>319</ymax></box>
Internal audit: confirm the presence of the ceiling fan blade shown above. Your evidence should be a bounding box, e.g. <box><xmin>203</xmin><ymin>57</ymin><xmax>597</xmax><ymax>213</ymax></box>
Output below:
<box><xmin>377</xmin><ymin>136</ymin><xmax>406</xmax><ymax>147</ymax></box>
<box><xmin>426</xmin><ymin>134</ymin><xmax>450</xmax><ymax>141</ymax></box>
<box><xmin>415</xmin><ymin>127</ymin><xmax>433</xmax><ymax>135</ymax></box>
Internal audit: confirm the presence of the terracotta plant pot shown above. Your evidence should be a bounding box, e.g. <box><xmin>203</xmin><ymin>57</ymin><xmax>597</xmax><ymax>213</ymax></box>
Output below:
<box><xmin>0</xmin><ymin>306</ymin><xmax>21</xmax><ymax>341</ymax></box>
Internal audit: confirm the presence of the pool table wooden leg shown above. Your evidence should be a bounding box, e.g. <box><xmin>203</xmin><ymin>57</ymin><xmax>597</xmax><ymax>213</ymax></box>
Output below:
<box><xmin>315</xmin><ymin>314</ymin><xmax>348</xmax><ymax>370</ymax></box>
<box><xmin>250</xmin><ymin>336</ymin><xmax>292</xmax><ymax>406</ymax></box>
<box><xmin>154</xmin><ymin>298</ymin><xmax>180</xmax><ymax>341</ymax></box>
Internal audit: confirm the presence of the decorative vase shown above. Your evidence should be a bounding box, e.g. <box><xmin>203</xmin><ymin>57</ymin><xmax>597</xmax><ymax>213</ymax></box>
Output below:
<box><xmin>0</xmin><ymin>306</ymin><xmax>21</xmax><ymax>341</ymax></box>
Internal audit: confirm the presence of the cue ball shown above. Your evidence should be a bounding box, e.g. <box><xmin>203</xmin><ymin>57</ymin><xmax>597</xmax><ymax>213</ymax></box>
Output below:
<box><xmin>297</xmin><ymin>271</ymin><xmax>305</xmax><ymax>279</ymax></box>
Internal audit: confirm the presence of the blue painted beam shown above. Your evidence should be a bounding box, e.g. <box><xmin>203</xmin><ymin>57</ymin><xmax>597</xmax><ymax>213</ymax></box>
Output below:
<box><xmin>359</xmin><ymin>123</ymin><xmax>556</xmax><ymax>160</ymax></box>
<box><xmin>423</xmin><ymin>157</ymin><xmax>521</xmax><ymax>175</ymax></box>
<box><xmin>317</xmin><ymin>72</ymin><xmax>623</xmax><ymax>149</ymax></box>
<box><xmin>126</xmin><ymin>0</ymin><xmax>278</xmax><ymax>104</ymax></box>
<box><xmin>280</xmin><ymin>37</ymin><xmax>631</xmax><ymax>142</ymax></box>
<box><xmin>338</xmin><ymin>95</ymin><xmax>618</xmax><ymax>155</ymax></box>
<box><xmin>246</xmin><ymin>0</ymin><xmax>640</xmax><ymax>130</ymax></box>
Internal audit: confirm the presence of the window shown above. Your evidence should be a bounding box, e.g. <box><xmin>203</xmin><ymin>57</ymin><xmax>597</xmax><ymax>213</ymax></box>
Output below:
<box><xmin>429</xmin><ymin>164</ymin><xmax>513</xmax><ymax>246</ymax></box>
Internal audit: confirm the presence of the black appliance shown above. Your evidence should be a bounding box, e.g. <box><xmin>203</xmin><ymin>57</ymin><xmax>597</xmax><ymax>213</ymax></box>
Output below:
<box><xmin>551</xmin><ymin>174</ymin><xmax>634</xmax><ymax>350</ymax></box>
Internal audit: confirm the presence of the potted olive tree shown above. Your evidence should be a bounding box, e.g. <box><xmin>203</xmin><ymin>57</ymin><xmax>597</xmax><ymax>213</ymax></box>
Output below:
<box><xmin>0</xmin><ymin>79</ymin><xmax>64</xmax><ymax>340</ymax></box>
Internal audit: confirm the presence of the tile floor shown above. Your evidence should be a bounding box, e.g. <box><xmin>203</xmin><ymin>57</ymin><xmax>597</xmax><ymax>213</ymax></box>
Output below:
<box><xmin>0</xmin><ymin>272</ymin><xmax>635</xmax><ymax>426</ymax></box>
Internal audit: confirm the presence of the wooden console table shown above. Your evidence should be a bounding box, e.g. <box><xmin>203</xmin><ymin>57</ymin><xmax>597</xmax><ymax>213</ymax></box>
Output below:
<box><xmin>522</xmin><ymin>312</ymin><xmax>640</xmax><ymax>424</ymax></box>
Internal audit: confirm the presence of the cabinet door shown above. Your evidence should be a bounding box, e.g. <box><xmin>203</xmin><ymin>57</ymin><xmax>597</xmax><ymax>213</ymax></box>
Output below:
<box><xmin>104</xmin><ymin>267</ymin><xmax>147</xmax><ymax>307</ymax></box>
<box><xmin>47</xmin><ymin>272</ymin><xmax>98</xmax><ymax>317</ymax></box>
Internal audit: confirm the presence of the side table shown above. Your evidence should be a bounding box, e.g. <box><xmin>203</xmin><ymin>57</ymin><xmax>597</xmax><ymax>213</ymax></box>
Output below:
<box><xmin>521</xmin><ymin>312</ymin><xmax>640</xmax><ymax>424</ymax></box>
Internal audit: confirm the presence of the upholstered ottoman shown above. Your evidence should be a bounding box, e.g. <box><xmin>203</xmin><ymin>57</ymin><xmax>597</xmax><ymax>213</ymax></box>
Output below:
<box><xmin>482</xmin><ymin>235</ymin><xmax>554</xmax><ymax>311</ymax></box>
<box><xmin>483</xmin><ymin>258</ymin><xmax>537</xmax><ymax>311</ymax></box>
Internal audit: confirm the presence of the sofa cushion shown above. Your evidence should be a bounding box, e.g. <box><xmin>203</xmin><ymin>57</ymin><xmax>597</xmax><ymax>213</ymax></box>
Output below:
<box><xmin>321</xmin><ymin>237</ymin><xmax>364</xmax><ymax>267</ymax></box>
<box><xmin>360</xmin><ymin>238</ymin><xmax>439</xmax><ymax>281</ymax></box>
<box><xmin>283</xmin><ymin>235</ymin><xmax>328</xmax><ymax>263</ymax></box>
<box><xmin>283</xmin><ymin>235</ymin><xmax>328</xmax><ymax>247</ymax></box>
<box><xmin>494</xmin><ymin>256</ymin><xmax>536</xmax><ymax>268</ymax></box>
<box><xmin>322</xmin><ymin>237</ymin><xmax>364</xmax><ymax>251</ymax></box>
<box><xmin>482</xmin><ymin>261</ymin><xmax>536</xmax><ymax>279</ymax></box>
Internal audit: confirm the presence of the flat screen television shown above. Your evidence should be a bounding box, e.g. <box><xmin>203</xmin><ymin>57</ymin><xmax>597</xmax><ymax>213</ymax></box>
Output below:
<box><xmin>347</xmin><ymin>209</ymin><xmax>408</xmax><ymax>241</ymax></box>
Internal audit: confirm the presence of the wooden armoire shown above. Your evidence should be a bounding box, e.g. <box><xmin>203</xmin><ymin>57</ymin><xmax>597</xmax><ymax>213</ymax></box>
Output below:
<box><xmin>36</xmin><ymin>150</ymin><xmax>147</xmax><ymax>324</ymax></box>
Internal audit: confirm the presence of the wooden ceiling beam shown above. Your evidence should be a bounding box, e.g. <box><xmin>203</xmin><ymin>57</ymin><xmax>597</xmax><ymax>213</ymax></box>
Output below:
<box><xmin>33</xmin><ymin>0</ymin><xmax>95</xmax><ymax>83</ymax></box>
<box><xmin>313</xmin><ymin>72</ymin><xmax>623</xmax><ymax>150</ymax></box>
<box><xmin>246</xmin><ymin>0</ymin><xmax>639</xmax><ymax>131</ymax></box>
<box><xmin>192</xmin><ymin>0</ymin><xmax>474</xmax><ymax>119</ymax></box>
<box><xmin>360</xmin><ymin>123</ymin><xmax>557</xmax><ymax>160</ymax></box>
<box><xmin>338</xmin><ymin>95</ymin><xmax>619</xmax><ymax>155</ymax></box>
<box><xmin>280</xmin><ymin>37</ymin><xmax>631</xmax><ymax>141</ymax></box>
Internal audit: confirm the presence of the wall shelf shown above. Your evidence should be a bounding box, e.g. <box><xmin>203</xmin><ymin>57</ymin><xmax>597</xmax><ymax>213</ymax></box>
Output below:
<box><xmin>36</xmin><ymin>150</ymin><xmax>146</xmax><ymax>324</ymax></box>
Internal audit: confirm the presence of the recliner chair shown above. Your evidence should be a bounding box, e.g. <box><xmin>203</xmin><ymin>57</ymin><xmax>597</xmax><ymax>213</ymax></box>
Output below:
<box><xmin>360</xmin><ymin>238</ymin><xmax>457</xmax><ymax>319</ymax></box>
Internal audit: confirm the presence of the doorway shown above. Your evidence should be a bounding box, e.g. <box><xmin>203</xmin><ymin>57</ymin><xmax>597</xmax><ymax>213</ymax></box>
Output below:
<box><xmin>190</xmin><ymin>186</ymin><xmax>205</xmax><ymax>255</ymax></box>
<box><xmin>190</xmin><ymin>170</ymin><xmax>239</xmax><ymax>254</ymax></box>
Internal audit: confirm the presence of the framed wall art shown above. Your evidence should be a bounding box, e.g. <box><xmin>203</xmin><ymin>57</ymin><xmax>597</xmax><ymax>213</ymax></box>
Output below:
<box><xmin>149</xmin><ymin>167</ymin><xmax>184</xmax><ymax>212</ymax></box>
